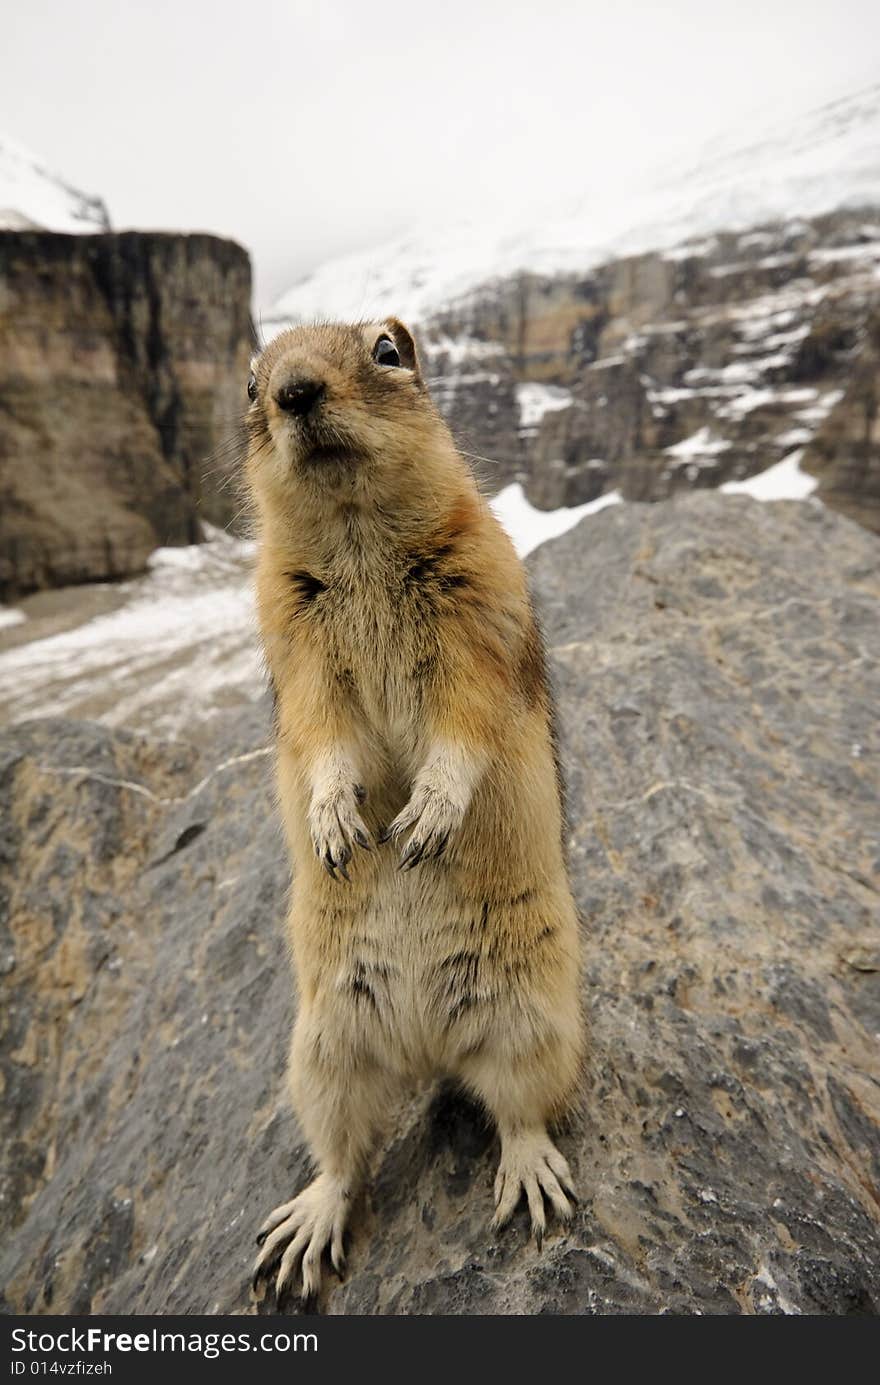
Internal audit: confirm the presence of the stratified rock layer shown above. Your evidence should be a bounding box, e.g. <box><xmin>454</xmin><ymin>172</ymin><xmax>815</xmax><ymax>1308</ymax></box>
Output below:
<box><xmin>424</xmin><ymin>210</ymin><xmax>880</xmax><ymax>529</ymax></box>
<box><xmin>1</xmin><ymin>493</ymin><xmax>878</xmax><ymax>1315</ymax></box>
<box><xmin>0</xmin><ymin>230</ymin><xmax>253</xmax><ymax>599</ymax></box>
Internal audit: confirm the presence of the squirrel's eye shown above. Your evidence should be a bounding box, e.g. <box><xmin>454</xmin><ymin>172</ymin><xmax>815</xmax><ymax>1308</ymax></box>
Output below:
<box><xmin>247</xmin><ymin>373</ymin><xmax>258</xmax><ymax>402</ymax></box>
<box><xmin>373</xmin><ymin>335</ymin><xmax>401</xmax><ymax>368</ymax></box>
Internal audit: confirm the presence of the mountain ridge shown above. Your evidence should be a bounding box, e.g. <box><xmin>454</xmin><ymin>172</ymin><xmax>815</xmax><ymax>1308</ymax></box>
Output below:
<box><xmin>267</xmin><ymin>82</ymin><xmax>880</xmax><ymax>329</ymax></box>
<box><xmin>0</xmin><ymin>132</ymin><xmax>109</xmax><ymax>233</ymax></box>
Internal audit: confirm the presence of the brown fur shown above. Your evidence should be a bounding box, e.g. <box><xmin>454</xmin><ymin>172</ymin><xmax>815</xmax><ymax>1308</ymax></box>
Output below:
<box><xmin>248</xmin><ymin>320</ymin><xmax>584</xmax><ymax>1301</ymax></box>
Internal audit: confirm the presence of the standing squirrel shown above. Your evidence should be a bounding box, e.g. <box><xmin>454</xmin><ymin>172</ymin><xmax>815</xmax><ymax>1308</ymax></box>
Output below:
<box><xmin>248</xmin><ymin>320</ymin><xmax>583</xmax><ymax>1302</ymax></box>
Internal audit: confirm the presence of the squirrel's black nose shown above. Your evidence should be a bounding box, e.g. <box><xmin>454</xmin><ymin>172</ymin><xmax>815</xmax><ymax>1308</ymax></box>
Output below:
<box><xmin>276</xmin><ymin>377</ymin><xmax>325</xmax><ymax>416</ymax></box>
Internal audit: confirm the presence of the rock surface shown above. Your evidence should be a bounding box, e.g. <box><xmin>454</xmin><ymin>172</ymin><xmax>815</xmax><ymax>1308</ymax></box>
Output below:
<box><xmin>0</xmin><ymin>230</ymin><xmax>253</xmax><ymax>599</ymax></box>
<box><xmin>1</xmin><ymin>493</ymin><xmax>879</xmax><ymax>1315</ymax></box>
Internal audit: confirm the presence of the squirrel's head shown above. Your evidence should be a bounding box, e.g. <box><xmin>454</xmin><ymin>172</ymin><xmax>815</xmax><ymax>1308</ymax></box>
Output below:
<box><xmin>245</xmin><ymin>319</ymin><xmax>448</xmax><ymax>506</ymax></box>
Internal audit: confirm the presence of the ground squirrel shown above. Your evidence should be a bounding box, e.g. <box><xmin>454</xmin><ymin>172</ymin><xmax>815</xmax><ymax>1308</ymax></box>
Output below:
<box><xmin>247</xmin><ymin>320</ymin><xmax>583</xmax><ymax>1302</ymax></box>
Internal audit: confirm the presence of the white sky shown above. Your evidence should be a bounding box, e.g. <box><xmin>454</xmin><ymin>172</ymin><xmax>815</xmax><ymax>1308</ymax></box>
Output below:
<box><xmin>2</xmin><ymin>0</ymin><xmax>879</xmax><ymax>308</ymax></box>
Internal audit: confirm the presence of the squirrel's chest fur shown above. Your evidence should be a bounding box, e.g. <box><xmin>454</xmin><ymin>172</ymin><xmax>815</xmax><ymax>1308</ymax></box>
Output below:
<box><xmin>280</xmin><ymin>534</ymin><xmax>501</xmax><ymax>754</ymax></box>
<box><xmin>322</xmin><ymin>564</ymin><xmax>428</xmax><ymax>729</ymax></box>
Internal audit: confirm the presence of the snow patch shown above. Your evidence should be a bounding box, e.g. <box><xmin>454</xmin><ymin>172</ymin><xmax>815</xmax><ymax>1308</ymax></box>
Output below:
<box><xmin>664</xmin><ymin>427</ymin><xmax>732</xmax><ymax>466</ymax></box>
<box><xmin>686</xmin><ymin>355</ymin><xmax>795</xmax><ymax>387</ymax></box>
<box><xmin>148</xmin><ymin>536</ymin><xmax>255</xmax><ymax>573</ymax></box>
<box><xmin>662</xmin><ymin>237</ymin><xmax>720</xmax><ymax>262</ymax></box>
<box><xmin>774</xmin><ymin>426</ymin><xmax>814</xmax><ymax>448</ymax></box>
<box><xmin>0</xmin><ymin>607</ymin><xmax>26</xmax><ymax>631</ymax></box>
<box><xmin>717</xmin><ymin>386</ymin><xmax>817</xmax><ymax>422</ymax></box>
<box><xmin>794</xmin><ymin>388</ymin><xmax>845</xmax><ymax>424</ymax></box>
<box><xmin>721</xmin><ymin>450</ymin><xmax>817</xmax><ymax>501</ymax></box>
<box><xmin>490</xmin><ymin>483</ymin><xmax>620</xmax><ymax>558</ymax></box>
<box><xmin>589</xmin><ymin>354</ymin><xmax>628</xmax><ymax>371</ymax></box>
<box><xmin>808</xmin><ymin>240</ymin><xmax>880</xmax><ymax>265</ymax></box>
<box><xmin>0</xmin><ymin>532</ymin><xmax>260</xmax><ymax>737</ymax></box>
<box><xmin>424</xmin><ymin>335</ymin><xmax>505</xmax><ymax>365</ymax></box>
<box><xmin>516</xmin><ymin>382</ymin><xmax>573</xmax><ymax>431</ymax></box>
<box><xmin>738</xmin><ymin>230</ymin><xmax>776</xmax><ymax>251</ymax></box>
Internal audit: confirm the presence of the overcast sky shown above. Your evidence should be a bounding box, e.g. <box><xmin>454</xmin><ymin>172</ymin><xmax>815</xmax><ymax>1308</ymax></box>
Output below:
<box><xmin>2</xmin><ymin>0</ymin><xmax>878</xmax><ymax>307</ymax></box>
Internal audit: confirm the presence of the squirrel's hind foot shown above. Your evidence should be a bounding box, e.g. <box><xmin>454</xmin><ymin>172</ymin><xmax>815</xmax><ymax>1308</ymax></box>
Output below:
<box><xmin>491</xmin><ymin>1129</ymin><xmax>577</xmax><ymax>1250</ymax></box>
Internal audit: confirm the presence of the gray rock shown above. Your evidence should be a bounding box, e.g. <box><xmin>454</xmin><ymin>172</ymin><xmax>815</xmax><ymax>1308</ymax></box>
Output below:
<box><xmin>1</xmin><ymin>493</ymin><xmax>879</xmax><ymax>1315</ymax></box>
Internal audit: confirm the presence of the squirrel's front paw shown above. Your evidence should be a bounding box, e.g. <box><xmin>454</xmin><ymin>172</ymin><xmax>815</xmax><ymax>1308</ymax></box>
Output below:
<box><xmin>309</xmin><ymin>781</ymin><xmax>371</xmax><ymax>882</ymax></box>
<box><xmin>382</xmin><ymin>785</ymin><xmax>463</xmax><ymax>870</ymax></box>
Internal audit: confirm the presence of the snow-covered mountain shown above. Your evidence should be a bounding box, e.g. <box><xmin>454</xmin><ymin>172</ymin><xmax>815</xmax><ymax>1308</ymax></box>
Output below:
<box><xmin>261</xmin><ymin>82</ymin><xmax>880</xmax><ymax>538</ymax></box>
<box><xmin>267</xmin><ymin>83</ymin><xmax>880</xmax><ymax>329</ymax></box>
<box><xmin>0</xmin><ymin>133</ymin><xmax>109</xmax><ymax>233</ymax></box>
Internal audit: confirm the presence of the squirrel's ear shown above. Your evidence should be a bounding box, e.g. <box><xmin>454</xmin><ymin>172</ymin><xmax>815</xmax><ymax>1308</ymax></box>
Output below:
<box><xmin>384</xmin><ymin>317</ymin><xmax>423</xmax><ymax>385</ymax></box>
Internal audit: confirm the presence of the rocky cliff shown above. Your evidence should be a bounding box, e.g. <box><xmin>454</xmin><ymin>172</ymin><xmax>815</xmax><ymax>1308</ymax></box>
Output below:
<box><xmin>0</xmin><ymin>230</ymin><xmax>253</xmax><ymax>600</ymax></box>
<box><xmin>420</xmin><ymin>209</ymin><xmax>880</xmax><ymax>527</ymax></box>
<box><xmin>803</xmin><ymin>305</ymin><xmax>880</xmax><ymax>533</ymax></box>
<box><xmin>1</xmin><ymin>493</ymin><xmax>878</xmax><ymax>1315</ymax></box>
